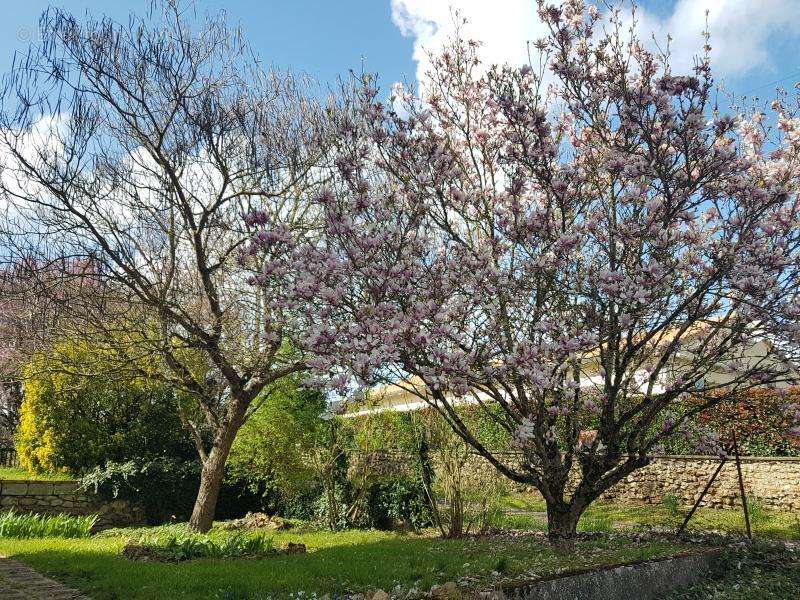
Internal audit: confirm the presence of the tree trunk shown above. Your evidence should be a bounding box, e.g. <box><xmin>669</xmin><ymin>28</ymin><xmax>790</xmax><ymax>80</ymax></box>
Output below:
<box><xmin>545</xmin><ymin>500</ymin><xmax>581</xmax><ymax>546</ymax></box>
<box><xmin>447</xmin><ymin>489</ymin><xmax>464</xmax><ymax>538</ymax></box>
<box><xmin>187</xmin><ymin>436</ymin><xmax>236</xmax><ymax>533</ymax></box>
<box><xmin>324</xmin><ymin>471</ymin><xmax>340</xmax><ymax>530</ymax></box>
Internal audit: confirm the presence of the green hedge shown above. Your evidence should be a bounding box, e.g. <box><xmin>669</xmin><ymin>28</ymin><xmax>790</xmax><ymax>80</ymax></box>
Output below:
<box><xmin>17</xmin><ymin>342</ymin><xmax>194</xmax><ymax>475</ymax></box>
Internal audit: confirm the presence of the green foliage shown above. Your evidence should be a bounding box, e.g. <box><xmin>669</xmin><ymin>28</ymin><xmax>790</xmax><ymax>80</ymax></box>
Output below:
<box><xmin>340</xmin><ymin>407</ymin><xmax>511</xmax><ymax>536</ymax></box>
<box><xmin>348</xmin><ymin>404</ymin><xmax>513</xmax><ymax>455</ymax></box>
<box><xmin>227</xmin><ymin>379</ymin><xmax>328</xmax><ymax>502</ymax></box>
<box><xmin>361</xmin><ymin>477</ymin><xmax>432</xmax><ymax>530</ymax></box>
<box><xmin>661</xmin><ymin>492</ymin><xmax>681</xmax><ymax>519</ymax></box>
<box><xmin>81</xmin><ymin>458</ymin><xmax>199</xmax><ymax>523</ymax></box>
<box><xmin>17</xmin><ymin>342</ymin><xmax>192</xmax><ymax>475</ymax></box>
<box><xmin>227</xmin><ymin>379</ymin><xmax>422</xmax><ymax>531</ymax></box>
<box><xmin>348</xmin><ymin>410</ymin><xmax>420</xmax><ymax>454</ymax></box>
<box><xmin>80</xmin><ymin>458</ymin><xmax>263</xmax><ymax>524</ymax></box>
<box><xmin>746</xmin><ymin>497</ymin><xmax>768</xmax><ymax>528</ymax></box>
<box><xmin>134</xmin><ymin>530</ymin><xmax>275</xmax><ymax>561</ymax></box>
<box><xmin>0</xmin><ymin>510</ymin><xmax>96</xmax><ymax>538</ymax></box>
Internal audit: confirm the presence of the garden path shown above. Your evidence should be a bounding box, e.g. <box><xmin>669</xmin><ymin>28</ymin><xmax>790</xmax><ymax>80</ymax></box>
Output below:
<box><xmin>0</xmin><ymin>556</ymin><xmax>89</xmax><ymax>599</ymax></box>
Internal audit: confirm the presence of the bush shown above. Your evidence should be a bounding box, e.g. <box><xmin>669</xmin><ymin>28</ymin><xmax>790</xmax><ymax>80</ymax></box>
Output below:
<box><xmin>364</xmin><ymin>477</ymin><xmax>432</xmax><ymax>530</ymax></box>
<box><xmin>132</xmin><ymin>530</ymin><xmax>276</xmax><ymax>561</ymax></box>
<box><xmin>746</xmin><ymin>497</ymin><xmax>769</xmax><ymax>528</ymax></box>
<box><xmin>17</xmin><ymin>342</ymin><xmax>193</xmax><ymax>474</ymax></box>
<box><xmin>227</xmin><ymin>381</ymin><xmax>329</xmax><ymax>507</ymax></box>
<box><xmin>660</xmin><ymin>388</ymin><xmax>800</xmax><ymax>457</ymax></box>
<box><xmin>0</xmin><ymin>510</ymin><xmax>96</xmax><ymax>538</ymax></box>
<box><xmin>81</xmin><ymin>458</ymin><xmax>264</xmax><ymax>524</ymax></box>
<box><xmin>661</xmin><ymin>492</ymin><xmax>681</xmax><ymax>518</ymax></box>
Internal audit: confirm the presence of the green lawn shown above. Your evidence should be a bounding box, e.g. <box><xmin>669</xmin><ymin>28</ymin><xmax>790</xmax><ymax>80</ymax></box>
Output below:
<box><xmin>0</xmin><ymin>466</ymin><xmax>74</xmax><ymax>481</ymax></box>
<box><xmin>495</xmin><ymin>494</ymin><xmax>800</xmax><ymax>540</ymax></box>
<box><xmin>1</xmin><ymin>496</ymin><xmax>796</xmax><ymax>599</ymax></box>
<box><xmin>0</xmin><ymin>523</ymin><xmax>695</xmax><ymax>599</ymax></box>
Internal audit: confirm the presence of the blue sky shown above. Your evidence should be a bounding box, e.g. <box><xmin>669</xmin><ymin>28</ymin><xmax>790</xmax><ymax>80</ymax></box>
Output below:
<box><xmin>0</xmin><ymin>1</ymin><xmax>417</xmax><ymax>88</ymax></box>
<box><xmin>0</xmin><ymin>1</ymin><xmax>798</xmax><ymax>100</ymax></box>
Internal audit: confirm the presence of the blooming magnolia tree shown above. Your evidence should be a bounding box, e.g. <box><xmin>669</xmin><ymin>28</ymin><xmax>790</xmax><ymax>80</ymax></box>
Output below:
<box><xmin>249</xmin><ymin>1</ymin><xmax>800</xmax><ymax>540</ymax></box>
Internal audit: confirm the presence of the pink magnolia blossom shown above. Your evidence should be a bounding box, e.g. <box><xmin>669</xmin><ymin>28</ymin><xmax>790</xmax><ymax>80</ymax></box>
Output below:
<box><xmin>247</xmin><ymin>0</ymin><xmax>800</xmax><ymax>539</ymax></box>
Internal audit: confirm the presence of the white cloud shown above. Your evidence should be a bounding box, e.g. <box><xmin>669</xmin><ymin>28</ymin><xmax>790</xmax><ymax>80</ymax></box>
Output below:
<box><xmin>634</xmin><ymin>0</ymin><xmax>800</xmax><ymax>78</ymax></box>
<box><xmin>391</xmin><ymin>0</ymin><xmax>800</xmax><ymax>85</ymax></box>
<box><xmin>390</xmin><ymin>0</ymin><xmax>548</xmax><ymax>84</ymax></box>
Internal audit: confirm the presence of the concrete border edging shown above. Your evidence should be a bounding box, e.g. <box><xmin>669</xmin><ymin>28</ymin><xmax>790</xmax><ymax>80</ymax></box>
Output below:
<box><xmin>500</xmin><ymin>549</ymin><xmax>723</xmax><ymax>600</ymax></box>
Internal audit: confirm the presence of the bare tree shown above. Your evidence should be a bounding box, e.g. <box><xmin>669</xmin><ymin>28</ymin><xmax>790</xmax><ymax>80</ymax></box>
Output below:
<box><xmin>0</xmin><ymin>233</ymin><xmax>90</xmax><ymax>440</ymax></box>
<box><xmin>0</xmin><ymin>1</ymin><xmax>326</xmax><ymax>531</ymax></box>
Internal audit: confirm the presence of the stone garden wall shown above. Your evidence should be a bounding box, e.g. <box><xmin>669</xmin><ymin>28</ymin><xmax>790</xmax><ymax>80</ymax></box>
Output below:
<box><xmin>0</xmin><ymin>480</ymin><xmax>145</xmax><ymax>528</ymax></box>
<box><xmin>466</xmin><ymin>452</ymin><xmax>800</xmax><ymax>510</ymax></box>
<box><xmin>365</xmin><ymin>450</ymin><xmax>800</xmax><ymax>510</ymax></box>
<box><xmin>598</xmin><ymin>455</ymin><xmax>800</xmax><ymax>510</ymax></box>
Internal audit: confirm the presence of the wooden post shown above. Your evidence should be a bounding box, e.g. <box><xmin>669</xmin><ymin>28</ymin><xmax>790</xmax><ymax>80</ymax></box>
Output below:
<box><xmin>678</xmin><ymin>450</ymin><xmax>728</xmax><ymax>535</ymax></box>
<box><xmin>732</xmin><ymin>430</ymin><xmax>752</xmax><ymax>539</ymax></box>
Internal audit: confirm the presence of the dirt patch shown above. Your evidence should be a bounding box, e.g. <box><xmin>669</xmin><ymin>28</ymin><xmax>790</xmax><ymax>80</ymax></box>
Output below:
<box><xmin>218</xmin><ymin>512</ymin><xmax>292</xmax><ymax>531</ymax></box>
<box><xmin>122</xmin><ymin>543</ymin><xmax>177</xmax><ymax>562</ymax></box>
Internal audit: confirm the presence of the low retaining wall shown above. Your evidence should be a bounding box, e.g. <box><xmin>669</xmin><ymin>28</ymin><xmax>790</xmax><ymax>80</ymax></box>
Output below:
<box><xmin>0</xmin><ymin>480</ymin><xmax>145</xmax><ymax>528</ymax></box>
<box><xmin>501</xmin><ymin>549</ymin><xmax>723</xmax><ymax>600</ymax></box>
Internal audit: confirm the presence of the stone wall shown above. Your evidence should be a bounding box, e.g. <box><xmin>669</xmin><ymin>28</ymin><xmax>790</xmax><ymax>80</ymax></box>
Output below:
<box><xmin>0</xmin><ymin>480</ymin><xmax>145</xmax><ymax>528</ymax></box>
<box><xmin>464</xmin><ymin>452</ymin><xmax>800</xmax><ymax>510</ymax></box>
<box><xmin>599</xmin><ymin>455</ymin><xmax>800</xmax><ymax>510</ymax></box>
<box><xmin>364</xmin><ymin>450</ymin><xmax>800</xmax><ymax>511</ymax></box>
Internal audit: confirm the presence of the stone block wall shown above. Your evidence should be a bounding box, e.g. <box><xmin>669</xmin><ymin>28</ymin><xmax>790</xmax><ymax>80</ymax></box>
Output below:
<box><xmin>599</xmin><ymin>455</ymin><xmax>800</xmax><ymax>510</ymax></box>
<box><xmin>364</xmin><ymin>450</ymin><xmax>800</xmax><ymax>511</ymax></box>
<box><xmin>0</xmin><ymin>480</ymin><xmax>145</xmax><ymax>528</ymax></box>
<box><xmin>464</xmin><ymin>452</ymin><xmax>800</xmax><ymax>510</ymax></box>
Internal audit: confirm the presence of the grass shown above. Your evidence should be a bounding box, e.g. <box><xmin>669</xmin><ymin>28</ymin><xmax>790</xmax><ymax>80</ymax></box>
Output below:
<box><xmin>0</xmin><ymin>510</ymin><xmax>97</xmax><ymax>538</ymax></box>
<box><xmin>0</xmin><ymin>523</ymin><xmax>695</xmax><ymax>599</ymax></box>
<box><xmin>1</xmin><ymin>496</ymin><xmax>795</xmax><ymax>599</ymax></box>
<box><xmin>495</xmin><ymin>493</ymin><xmax>800</xmax><ymax>540</ymax></box>
<box><xmin>668</xmin><ymin>541</ymin><xmax>800</xmax><ymax>599</ymax></box>
<box><xmin>0</xmin><ymin>466</ymin><xmax>74</xmax><ymax>481</ymax></box>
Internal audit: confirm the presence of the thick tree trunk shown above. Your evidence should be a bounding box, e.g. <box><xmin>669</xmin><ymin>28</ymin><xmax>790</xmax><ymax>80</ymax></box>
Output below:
<box><xmin>186</xmin><ymin>394</ymin><xmax>251</xmax><ymax>533</ymax></box>
<box><xmin>187</xmin><ymin>442</ymin><xmax>233</xmax><ymax>532</ymax></box>
<box><xmin>545</xmin><ymin>500</ymin><xmax>581</xmax><ymax>545</ymax></box>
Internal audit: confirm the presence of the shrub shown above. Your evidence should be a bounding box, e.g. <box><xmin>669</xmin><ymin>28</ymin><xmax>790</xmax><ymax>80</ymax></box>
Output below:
<box><xmin>698</xmin><ymin>388</ymin><xmax>800</xmax><ymax>457</ymax></box>
<box><xmin>133</xmin><ymin>530</ymin><xmax>275</xmax><ymax>561</ymax></box>
<box><xmin>660</xmin><ymin>388</ymin><xmax>800</xmax><ymax>457</ymax></box>
<box><xmin>0</xmin><ymin>510</ymin><xmax>97</xmax><ymax>538</ymax></box>
<box><xmin>17</xmin><ymin>342</ymin><xmax>193</xmax><ymax>474</ymax></box>
<box><xmin>343</xmin><ymin>408</ymin><xmax>509</xmax><ymax>536</ymax></box>
<box><xmin>747</xmin><ymin>497</ymin><xmax>769</xmax><ymax>528</ymax></box>
<box><xmin>661</xmin><ymin>492</ymin><xmax>681</xmax><ymax>519</ymax></box>
<box><xmin>228</xmin><ymin>380</ymin><xmax>357</xmax><ymax>529</ymax></box>
<box><xmin>227</xmin><ymin>381</ymin><xmax>329</xmax><ymax>507</ymax></box>
<box><xmin>81</xmin><ymin>458</ymin><xmax>264</xmax><ymax>524</ymax></box>
<box><xmin>363</xmin><ymin>477</ymin><xmax>432</xmax><ymax>531</ymax></box>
